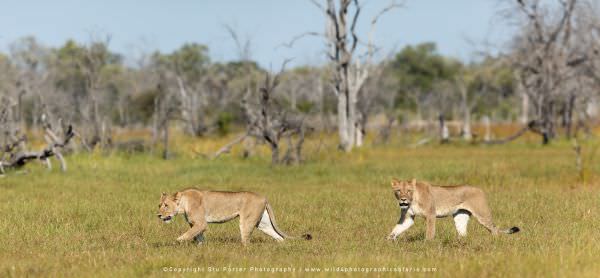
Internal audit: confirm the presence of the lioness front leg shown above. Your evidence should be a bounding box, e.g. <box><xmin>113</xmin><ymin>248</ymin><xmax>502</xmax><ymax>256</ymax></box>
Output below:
<box><xmin>177</xmin><ymin>221</ymin><xmax>207</xmax><ymax>243</ymax></box>
<box><xmin>387</xmin><ymin>215</ymin><xmax>414</xmax><ymax>240</ymax></box>
<box><xmin>193</xmin><ymin>234</ymin><xmax>205</xmax><ymax>245</ymax></box>
<box><xmin>425</xmin><ymin>216</ymin><xmax>436</xmax><ymax>240</ymax></box>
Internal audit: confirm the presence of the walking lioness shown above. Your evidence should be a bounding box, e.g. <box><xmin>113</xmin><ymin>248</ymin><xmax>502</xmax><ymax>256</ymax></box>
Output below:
<box><xmin>387</xmin><ymin>179</ymin><xmax>520</xmax><ymax>240</ymax></box>
<box><xmin>157</xmin><ymin>188</ymin><xmax>312</xmax><ymax>245</ymax></box>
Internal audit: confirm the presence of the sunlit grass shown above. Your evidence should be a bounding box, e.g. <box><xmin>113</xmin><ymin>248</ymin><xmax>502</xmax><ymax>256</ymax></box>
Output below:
<box><xmin>0</xmin><ymin>131</ymin><xmax>599</xmax><ymax>277</ymax></box>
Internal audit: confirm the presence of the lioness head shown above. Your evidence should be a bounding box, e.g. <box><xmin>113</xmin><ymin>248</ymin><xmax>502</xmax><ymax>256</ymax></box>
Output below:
<box><xmin>157</xmin><ymin>192</ymin><xmax>179</xmax><ymax>223</ymax></box>
<box><xmin>391</xmin><ymin>178</ymin><xmax>416</xmax><ymax>209</ymax></box>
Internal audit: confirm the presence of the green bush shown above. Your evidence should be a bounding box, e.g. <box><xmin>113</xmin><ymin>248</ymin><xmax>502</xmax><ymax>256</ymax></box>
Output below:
<box><xmin>216</xmin><ymin>111</ymin><xmax>234</xmax><ymax>136</ymax></box>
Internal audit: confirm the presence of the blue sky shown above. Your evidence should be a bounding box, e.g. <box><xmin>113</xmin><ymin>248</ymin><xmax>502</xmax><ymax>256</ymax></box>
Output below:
<box><xmin>0</xmin><ymin>0</ymin><xmax>514</xmax><ymax>67</ymax></box>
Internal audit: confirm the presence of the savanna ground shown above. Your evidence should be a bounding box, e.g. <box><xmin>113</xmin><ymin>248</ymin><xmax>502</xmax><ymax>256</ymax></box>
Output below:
<box><xmin>1</xmin><ymin>127</ymin><xmax>599</xmax><ymax>277</ymax></box>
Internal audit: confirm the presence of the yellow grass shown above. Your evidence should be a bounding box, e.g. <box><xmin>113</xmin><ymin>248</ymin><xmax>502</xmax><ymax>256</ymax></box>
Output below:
<box><xmin>1</xmin><ymin>130</ymin><xmax>599</xmax><ymax>277</ymax></box>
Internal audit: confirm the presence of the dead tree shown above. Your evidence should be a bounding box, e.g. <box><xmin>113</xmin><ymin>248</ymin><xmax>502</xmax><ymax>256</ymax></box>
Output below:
<box><xmin>78</xmin><ymin>35</ymin><xmax>114</xmax><ymax>148</ymax></box>
<box><xmin>8</xmin><ymin>37</ymin><xmax>53</xmax><ymax>130</ymax></box>
<box><xmin>377</xmin><ymin>117</ymin><xmax>395</xmax><ymax>144</ymax></box>
<box><xmin>0</xmin><ymin>122</ymin><xmax>74</xmax><ymax>175</ymax></box>
<box><xmin>438</xmin><ymin>114</ymin><xmax>449</xmax><ymax>143</ymax></box>
<box><xmin>365</xmin><ymin>56</ymin><xmax>399</xmax><ymax>145</ymax></box>
<box><xmin>152</xmin><ymin>83</ymin><xmax>179</xmax><ymax>160</ymax></box>
<box><xmin>509</xmin><ymin>0</ymin><xmax>585</xmax><ymax>144</ymax></box>
<box><xmin>214</xmin><ymin>62</ymin><xmax>308</xmax><ymax>165</ymax></box>
<box><xmin>0</xmin><ymin>96</ymin><xmax>18</xmax><ymax>147</ymax></box>
<box><xmin>304</xmin><ymin>0</ymin><xmax>401</xmax><ymax>152</ymax></box>
<box><xmin>456</xmin><ymin>75</ymin><xmax>472</xmax><ymax>140</ymax></box>
<box><xmin>175</xmin><ymin>75</ymin><xmax>207</xmax><ymax>137</ymax></box>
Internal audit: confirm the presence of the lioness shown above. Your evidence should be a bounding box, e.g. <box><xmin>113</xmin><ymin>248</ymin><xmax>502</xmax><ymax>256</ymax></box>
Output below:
<box><xmin>387</xmin><ymin>179</ymin><xmax>520</xmax><ymax>240</ymax></box>
<box><xmin>157</xmin><ymin>188</ymin><xmax>312</xmax><ymax>245</ymax></box>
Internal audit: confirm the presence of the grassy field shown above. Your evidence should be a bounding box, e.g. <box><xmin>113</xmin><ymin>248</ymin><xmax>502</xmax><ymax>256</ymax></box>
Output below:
<box><xmin>1</xmin><ymin>133</ymin><xmax>599</xmax><ymax>277</ymax></box>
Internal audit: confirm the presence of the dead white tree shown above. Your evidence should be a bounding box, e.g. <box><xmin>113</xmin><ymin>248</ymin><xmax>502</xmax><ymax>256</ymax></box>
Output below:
<box><xmin>359</xmin><ymin>54</ymin><xmax>396</xmax><ymax>145</ymax></box>
<box><xmin>508</xmin><ymin>0</ymin><xmax>584</xmax><ymax>144</ymax></box>
<box><xmin>176</xmin><ymin>75</ymin><xmax>207</xmax><ymax>136</ymax></box>
<box><xmin>152</xmin><ymin>82</ymin><xmax>179</xmax><ymax>160</ymax></box>
<box><xmin>303</xmin><ymin>0</ymin><xmax>401</xmax><ymax>152</ymax></box>
<box><xmin>456</xmin><ymin>75</ymin><xmax>472</xmax><ymax>140</ymax></box>
<box><xmin>214</xmin><ymin>62</ymin><xmax>308</xmax><ymax>165</ymax></box>
<box><xmin>77</xmin><ymin>35</ymin><xmax>116</xmax><ymax>148</ymax></box>
<box><xmin>9</xmin><ymin>37</ymin><xmax>49</xmax><ymax>129</ymax></box>
<box><xmin>0</xmin><ymin>96</ymin><xmax>21</xmax><ymax>159</ymax></box>
<box><xmin>0</xmin><ymin>120</ymin><xmax>74</xmax><ymax>175</ymax></box>
<box><xmin>224</xmin><ymin>24</ymin><xmax>253</xmax><ymax>62</ymax></box>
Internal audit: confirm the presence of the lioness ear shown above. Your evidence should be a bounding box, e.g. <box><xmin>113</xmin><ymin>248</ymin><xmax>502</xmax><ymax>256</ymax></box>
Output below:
<box><xmin>391</xmin><ymin>179</ymin><xmax>401</xmax><ymax>189</ymax></box>
<box><xmin>160</xmin><ymin>192</ymin><xmax>168</xmax><ymax>201</ymax></box>
<box><xmin>173</xmin><ymin>192</ymin><xmax>182</xmax><ymax>203</ymax></box>
<box><xmin>410</xmin><ymin>178</ymin><xmax>417</xmax><ymax>187</ymax></box>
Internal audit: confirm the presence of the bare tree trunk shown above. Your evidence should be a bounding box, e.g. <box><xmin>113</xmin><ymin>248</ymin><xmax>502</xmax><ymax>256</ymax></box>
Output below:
<box><xmin>347</xmin><ymin>85</ymin><xmax>358</xmax><ymax>149</ymax></box>
<box><xmin>462</xmin><ymin>111</ymin><xmax>471</xmax><ymax>140</ymax></box>
<box><xmin>176</xmin><ymin>76</ymin><xmax>204</xmax><ymax>136</ymax></box>
<box><xmin>520</xmin><ymin>89</ymin><xmax>529</xmax><ymax>124</ymax></box>
<box><xmin>439</xmin><ymin>114</ymin><xmax>449</xmax><ymax>143</ymax></box>
<box><xmin>460</xmin><ymin>90</ymin><xmax>471</xmax><ymax>140</ymax></box>
<box><xmin>315</xmin><ymin>0</ymin><xmax>398</xmax><ymax>152</ymax></box>
<box><xmin>16</xmin><ymin>91</ymin><xmax>24</xmax><ymax>128</ymax></box>
<box><xmin>151</xmin><ymin>97</ymin><xmax>159</xmax><ymax>155</ymax></box>
<box><xmin>337</xmin><ymin>92</ymin><xmax>351</xmax><ymax>150</ymax></box>
<box><xmin>269</xmin><ymin>141</ymin><xmax>279</xmax><ymax>165</ymax></box>
<box><xmin>91</xmin><ymin>93</ymin><xmax>101</xmax><ymax>142</ymax></box>
<box><xmin>455</xmin><ymin>77</ymin><xmax>472</xmax><ymax>140</ymax></box>
<box><xmin>213</xmin><ymin>133</ymin><xmax>248</xmax><ymax>159</ymax></box>
<box><xmin>572</xmin><ymin>138</ymin><xmax>583</xmax><ymax>182</ymax></box>
<box><xmin>162</xmin><ymin>122</ymin><xmax>169</xmax><ymax>160</ymax></box>
<box><xmin>295</xmin><ymin>126</ymin><xmax>305</xmax><ymax>163</ymax></box>
<box><xmin>32</xmin><ymin>96</ymin><xmax>39</xmax><ymax>130</ymax></box>
<box><xmin>565</xmin><ymin>94</ymin><xmax>575</xmax><ymax>139</ymax></box>
<box><xmin>355</xmin><ymin>122</ymin><xmax>363</xmax><ymax>147</ymax></box>
<box><xmin>378</xmin><ymin>114</ymin><xmax>395</xmax><ymax>144</ymax></box>
<box><xmin>317</xmin><ymin>78</ymin><xmax>326</xmax><ymax>130</ymax></box>
<box><xmin>290</xmin><ymin>86</ymin><xmax>297</xmax><ymax>110</ymax></box>
<box><xmin>483</xmin><ymin>116</ymin><xmax>491</xmax><ymax>142</ymax></box>
<box><xmin>541</xmin><ymin>100</ymin><xmax>554</xmax><ymax>145</ymax></box>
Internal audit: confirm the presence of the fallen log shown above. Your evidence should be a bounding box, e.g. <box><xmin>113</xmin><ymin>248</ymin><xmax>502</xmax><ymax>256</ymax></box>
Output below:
<box><xmin>0</xmin><ymin>124</ymin><xmax>74</xmax><ymax>173</ymax></box>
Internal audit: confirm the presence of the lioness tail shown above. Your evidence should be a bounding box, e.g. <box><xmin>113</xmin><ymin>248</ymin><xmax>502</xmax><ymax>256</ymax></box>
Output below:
<box><xmin>504</xmin><ymin>226</ymin><xmax>520</xmax><ymax>234</ymax></box>
<box><xmin>265</xmin><ymin>203</ymin><xmax>312</xmax><ymax>240</ymax></box>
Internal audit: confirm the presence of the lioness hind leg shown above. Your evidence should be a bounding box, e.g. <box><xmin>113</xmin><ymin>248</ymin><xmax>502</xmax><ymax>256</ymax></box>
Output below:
<box><xmin>465</xmin><ymin>192</ymin><xmax>501</xmax><ymax>235</ymax></box>
<box><xmin>257</xmin><ymin>209</ymin><xmax>284</xmax><ymax>241</ymax></box>
<box><xmin>238</xmin><ymin>204</ymin><xmax>264</xmax><ymax>246</ymax></box>
<box><xmin>473</xmin><ymin>214</ymin><xmax>499</xmax><ymax>235</ymax></box>
<box><xmin>453</xmin><ymin>210</ymin><xmax>471</xmax><ymax>237</ymax></box>
<box><xmin>468</xmin><ymin>205</ymin><xmax>500</xmax><ymax>235</ymax></box>
<box><xmin>239</xmin><ymin>218</ymin><xmax>254</xmax><ymax>246</ymax></box>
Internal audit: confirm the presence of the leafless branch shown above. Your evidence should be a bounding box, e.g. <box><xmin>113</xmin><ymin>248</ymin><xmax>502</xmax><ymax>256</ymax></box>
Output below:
<box><xmin>280</xmin><ymin>32</ymin><xmax>324</xmax><ymax>48</ymax></box>
<box><xmin>223</xmin><ymin>24</ymin><xmax>252</xmax><ymax>61</ymax></box>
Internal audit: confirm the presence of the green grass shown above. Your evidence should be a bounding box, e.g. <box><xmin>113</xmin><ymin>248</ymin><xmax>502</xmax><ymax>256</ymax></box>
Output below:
<box><xmin>1</xmin><ymin>138</ymin><xmax>599</xmax><ymax>277</ymax></box>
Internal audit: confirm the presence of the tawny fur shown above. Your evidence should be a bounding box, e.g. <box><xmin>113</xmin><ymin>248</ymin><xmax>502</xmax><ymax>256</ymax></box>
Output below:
<box><xmin>387</xmin><ymin>179</ymin><xmax>520</xmax><ymax>240</ymax></box>
<box><xmin>157</xmin><ymin>188</ymin><xmax>311</xmax><ymax>246</ymax></box>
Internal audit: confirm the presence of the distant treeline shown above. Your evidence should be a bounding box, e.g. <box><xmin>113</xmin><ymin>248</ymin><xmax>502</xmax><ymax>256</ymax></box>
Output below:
<box><xmin>0</xmin><ymin>0</ymin><xmax>598</xmax><ymax>149</ymax></box>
